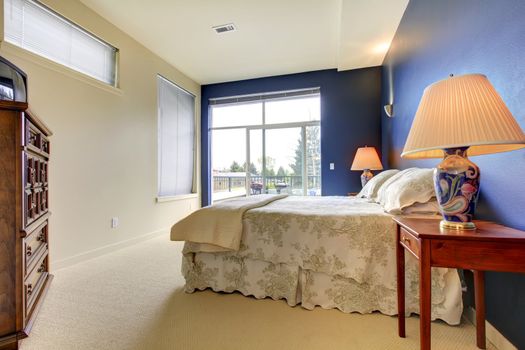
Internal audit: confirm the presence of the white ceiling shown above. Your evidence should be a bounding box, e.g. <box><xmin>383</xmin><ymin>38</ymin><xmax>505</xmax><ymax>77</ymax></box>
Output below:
<box><xmin>80</xmin><ymin>0</ymin><xmax>408</xmax><ymax>85</ymax></box>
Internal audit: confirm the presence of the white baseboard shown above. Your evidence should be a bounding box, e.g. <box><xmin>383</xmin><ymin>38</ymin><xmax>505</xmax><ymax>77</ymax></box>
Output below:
<box><xmin>51</xmin><ymin>229</ymin><xmax>168</xmax><ymax>271</ymax></box>
<box><xmin>464</xmin><ymin>307</ymin><xmax>517</xmax><ymax>350</ymax></box>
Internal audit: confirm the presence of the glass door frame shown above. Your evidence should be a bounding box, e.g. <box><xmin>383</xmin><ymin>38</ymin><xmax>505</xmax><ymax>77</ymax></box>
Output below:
<box><xmin>209</xmin><ymin>92</ymin><xmax>321</xmax><ymax>202</ymax></box>
<box><xmin>246</xmin><ymin>120</ymin><xmax>320</xmax><ymax>196</ymax></box>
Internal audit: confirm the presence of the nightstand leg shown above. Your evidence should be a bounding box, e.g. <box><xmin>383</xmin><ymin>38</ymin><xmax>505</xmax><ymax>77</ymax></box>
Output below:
<box><xmin>420</xmin><ymin>240</ymin><xmax>431</xmax><ymax>350</ymax></box>
<box><xmin>474</xmin><ymin>270</ymin><xmax>486</xmax><ymax>349</ymax></box>
<box><xmin>397</xmin><ymin>225</ymin><xmax>405</xmax><ymax>337</ymax></box>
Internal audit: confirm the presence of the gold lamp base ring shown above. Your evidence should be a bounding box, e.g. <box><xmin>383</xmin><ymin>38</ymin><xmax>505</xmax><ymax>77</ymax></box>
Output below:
<box><xmin>440</xmin><ymin>220</ymin><xmax>476</xmax><ymax>230</ymax></box>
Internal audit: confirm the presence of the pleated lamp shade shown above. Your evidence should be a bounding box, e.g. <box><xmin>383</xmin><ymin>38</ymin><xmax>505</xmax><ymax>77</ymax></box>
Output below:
<box><xmin>402</xmin><ymin>74</ymin><xmax>525</xmax><ymax>159</ymax></box>
<box><xmin>351</xmin><ymin>146</ymin><xmax>383</xmax><ymax>170</ymax></box>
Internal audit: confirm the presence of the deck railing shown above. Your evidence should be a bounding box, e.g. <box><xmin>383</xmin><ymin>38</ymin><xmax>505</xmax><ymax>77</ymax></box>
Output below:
<box><xmin>213</xmin><ymin>175</ymin><xmax>321</xmax><ymax>194</ymax></box>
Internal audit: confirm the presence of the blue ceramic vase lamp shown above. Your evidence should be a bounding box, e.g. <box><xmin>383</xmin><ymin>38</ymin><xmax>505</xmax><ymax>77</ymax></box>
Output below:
<box><xmin>401</xmin><ymin>74</ymin><xmax>525</xmax><ymax>230</ymax></box>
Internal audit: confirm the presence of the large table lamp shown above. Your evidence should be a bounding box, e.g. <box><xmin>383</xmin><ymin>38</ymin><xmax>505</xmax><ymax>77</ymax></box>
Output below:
<box><xmin>351</xmin><ymin>146</ymin><xmax>383</xmax><ymax>187</ymax></box>
<box><xmin>402</xmin><ymin>74</ymin><xmax>525</xmax><ymax>230</ymax></box>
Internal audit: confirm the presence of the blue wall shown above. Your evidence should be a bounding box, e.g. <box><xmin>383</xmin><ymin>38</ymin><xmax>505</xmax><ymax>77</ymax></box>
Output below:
<box><xmin>201</xmin><ymin>67</ymin><xmax>382</xmax><ymax>206</ymax></box>
<box><xmin>382</xmin><ymin>0</ymin><xmax>525</xmax><ymax>347</ymax></box>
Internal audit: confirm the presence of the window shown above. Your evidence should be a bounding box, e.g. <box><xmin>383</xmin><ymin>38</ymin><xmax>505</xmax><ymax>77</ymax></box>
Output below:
<box><xmin>210</xmin><ymin>89</ymin><xmax>321</xmax><ymax>202</ymax></box>
<box><xmin>4</xmin><ymin>0</ymin><xmax>118</xmax><ymax>86</ymax></box>
<box><xmin>157</xmin><ymin>75</ymin><xmax>195</xmax><ymax>197</ymax></box>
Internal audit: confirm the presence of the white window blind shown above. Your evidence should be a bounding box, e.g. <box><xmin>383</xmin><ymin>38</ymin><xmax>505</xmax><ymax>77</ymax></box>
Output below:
<box><xmin>158</xmin><ymin>76</ymin><xmax>195</xmax><ymax>197</ymax></box>
<box><xmin>4</xmin><ymin>0</ymin><xmax>117</xmax><ymax>86</ymax></box>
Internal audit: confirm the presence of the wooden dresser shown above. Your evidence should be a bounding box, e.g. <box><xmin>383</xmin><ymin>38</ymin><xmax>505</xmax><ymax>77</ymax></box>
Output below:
<box><xmin>0</xmin><ymin>59</ymin><xmax>53</xmax><ymax>350</ymax></box>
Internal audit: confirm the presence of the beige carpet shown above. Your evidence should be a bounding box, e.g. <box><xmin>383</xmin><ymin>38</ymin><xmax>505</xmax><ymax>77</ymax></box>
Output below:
<box><xmin>20</xmin><ymin>234</ymin><xmax>496</xmax><ymax>350</ymax></box>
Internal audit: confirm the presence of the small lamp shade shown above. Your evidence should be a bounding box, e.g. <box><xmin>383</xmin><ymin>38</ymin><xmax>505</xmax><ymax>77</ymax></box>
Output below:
<box><xmin>351</xmin><ymin>147</ymin><xmax>383</xmax><ymax>170</ymax></box>
<box><xmin>402</xmin><ymin>74</ymin><xmax>525</xmax><ymax>158</ymax></box>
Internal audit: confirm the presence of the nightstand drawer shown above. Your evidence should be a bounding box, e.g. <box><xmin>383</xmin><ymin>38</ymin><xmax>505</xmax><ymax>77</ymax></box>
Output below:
<box><xmin>400</xmin><ymin>228</ymin><xmax>420</xmax><ymax>258</ymax></box>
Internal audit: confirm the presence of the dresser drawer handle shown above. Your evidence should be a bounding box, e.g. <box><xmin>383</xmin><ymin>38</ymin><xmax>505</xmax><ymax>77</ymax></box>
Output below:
<box><xmin>26</xmin><ymin>246</ymin><xmax>32</xmax><ymax>257</ymax></box>
<box><xmin>402</xmin><ymin>236</ymin><xmax>410</xmax><ymax>244</ymax></box>
<box><xmin>37</xmin><ymin>232</ymin><xmax>46</xmax><ymax>242</ymax></box>
<box><xmin>27</xmin><ymin>284</ymin><xmax>33</xmax><ymax>296</ymax></box>
<box><xmin>38</xmin><ymin>264</ymin><xmax>45</xmax><ymax>273</ymax></box>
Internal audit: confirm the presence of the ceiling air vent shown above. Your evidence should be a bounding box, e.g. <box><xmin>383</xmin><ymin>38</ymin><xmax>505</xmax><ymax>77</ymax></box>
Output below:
<box><xmin>213</xmin><ymin>23</ymin><xmax>236</xmax><ymax>34</ymax></box>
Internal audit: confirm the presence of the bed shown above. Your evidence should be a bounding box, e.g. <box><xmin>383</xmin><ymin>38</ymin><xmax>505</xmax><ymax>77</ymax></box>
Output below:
<box><xmin>172</xmin><ymin>169</ymin><xmax>463</xmax><ymax>325</ymax></box>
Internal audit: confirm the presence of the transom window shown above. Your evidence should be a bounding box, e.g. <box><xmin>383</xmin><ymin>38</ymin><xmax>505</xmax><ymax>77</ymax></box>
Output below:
<box><xmin>4</xmin><ymin>0</ymin><xmax>118</xmax><ymax>86</ymax></box>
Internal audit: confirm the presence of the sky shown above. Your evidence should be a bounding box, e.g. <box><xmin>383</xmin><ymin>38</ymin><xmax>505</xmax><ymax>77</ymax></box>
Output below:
<box><xmin>211</xmin><ymin>97</ymin><xmax>320</xmax><ymax>174</ymax></box>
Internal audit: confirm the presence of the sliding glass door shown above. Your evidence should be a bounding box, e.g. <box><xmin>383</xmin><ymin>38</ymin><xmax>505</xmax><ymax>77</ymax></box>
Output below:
<box><xmin>211</xmin><ymin>90</ymin><xmax>320</xmax><ymax>202</ymax></box>
<box><xmin>247</xmin><ymin>125</ymin><xmax>320</xmax><ymax>196</ymax></box>
<box><xmin>211</xmin><ymin>128</ymin><xmax>247</xmax><ymax>200</ymax></box>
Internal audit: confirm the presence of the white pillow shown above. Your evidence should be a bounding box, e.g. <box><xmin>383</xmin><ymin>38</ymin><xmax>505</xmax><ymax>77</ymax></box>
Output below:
<box><xmin>357</xmin><ymin>169</ymin><xmax>399</xmax><ymax>200</ymax></box>
<box><xmin>380</xmin><ymin>168</ymin><xmax>436</xmax><ymax>214</ymax></box>
<box><xmin>402</xmin><ymin>200</ymin><xmax>439</xmax><ymax>215</ymax></box>
<box><xmin>376</xmin><ymin>168</ymin><xmax>418</xmax><ymax>204</ymax></box>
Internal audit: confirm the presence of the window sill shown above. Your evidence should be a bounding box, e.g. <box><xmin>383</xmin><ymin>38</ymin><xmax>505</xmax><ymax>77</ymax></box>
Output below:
<box><xmin>0</xmin><ymin>41</ymin><xmax>123</xmax><ymax>96</ymax></box>
<box><xmin>156</xmin><ymin>193</ymin><xmax>199</xmax><ymax>203</ymax></box>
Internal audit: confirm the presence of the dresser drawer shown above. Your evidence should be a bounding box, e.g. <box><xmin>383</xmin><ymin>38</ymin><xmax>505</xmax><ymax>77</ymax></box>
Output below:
<box><xmin>39</xmin><ymin>187</ymin><xmax>49</xmax><ymax>213</ymax></box>
<box><xmin>24</xmin><ymin>117</ymin><xmax>50</xmax><ymax>157</ymax></box>
<box><xmin>400</xmin><ymin>228</ymin><xmax>420</xmax><ymax>258</ymax></box>
<box><xmin>24</xmin><ymin>152</ymin><xmax>38</xmax><ymax>188</ymax></box>
<box><xmin>24</xmin><ymin>254</ymin><xmax>49</xmax><ymax>319</ymax></box>
<box><xmin>40</xmin><ymin>160</ymin><xmax>48</xmax><ymax>187</ymax></box>
<box><xmin>24</xmin><ymin>188</ymin><xmax>38</xmax><ymax>226</ymax></box>
<box><xmin>23</xmin><ymin>220</ymin><xmax>49</xmax><ymax>277</ymax></box>
<box><xmin>24</xmin><ymin>152</ymin><xmax>48</xmax><ymax>189</ymax></box>
<box><xmin>41</xmin><ymin>135</ymin><xmax>50</xmax><ymax>156</ymax></box>
<box><xmin>24</xmin><ymin>187</ymin><xmax>48</xmax><ymax>228</ymax></box>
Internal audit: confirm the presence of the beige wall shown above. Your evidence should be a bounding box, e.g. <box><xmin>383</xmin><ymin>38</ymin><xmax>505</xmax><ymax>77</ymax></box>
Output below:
<box><xmin>0</xmin><ymin>0</ymin><xmax>201</xmax><ymax>268</ymax></box>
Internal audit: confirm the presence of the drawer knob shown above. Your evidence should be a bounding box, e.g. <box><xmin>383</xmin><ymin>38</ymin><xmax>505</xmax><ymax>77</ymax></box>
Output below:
<box><xmin>402</xmin><ymin>236</ymin><xmax>410</xmax><ymax>243</ymax></box>
<box><xmin>38</xmin><ymin>264</ymin><xmax>45</xmax><ymax>273</ymax></box>
<box><xmin>27</xmin><ymin>284</ymin><xmax>33</xmax><ymax>296</ymax></box>
<box><xmin>37</xmin><ymin>232</ymin><xmax>45</xmax><ymax>242</ymax></box>
<box><xmin>26</xmin><ymin>246</ymin><xmax>32</xmax><ymax>257</ymax></box>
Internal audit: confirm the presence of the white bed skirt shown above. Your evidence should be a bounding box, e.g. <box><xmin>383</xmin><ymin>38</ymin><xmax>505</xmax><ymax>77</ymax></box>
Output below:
<box><xmin>182</xmin><ymin>252</ymin><xmax>463</xmax><ymax>325</ymax></box>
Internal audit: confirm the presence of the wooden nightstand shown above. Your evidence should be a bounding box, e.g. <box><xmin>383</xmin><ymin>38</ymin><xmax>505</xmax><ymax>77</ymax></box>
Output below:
<box><xmin>394</xmin><ymin>217</ymin><xmax>525</xmax><ymax>350</ymax></box>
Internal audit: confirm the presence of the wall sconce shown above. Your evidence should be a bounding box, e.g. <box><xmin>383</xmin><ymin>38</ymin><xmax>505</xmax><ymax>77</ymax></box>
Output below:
<box><xmin>384</xmin><ymin>104</ymin><xmax>394</xmax><ymax>117</ymax></box>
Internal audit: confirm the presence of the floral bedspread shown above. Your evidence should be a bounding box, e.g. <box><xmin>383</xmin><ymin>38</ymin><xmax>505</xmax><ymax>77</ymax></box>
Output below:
<box><xmin>182</xmin><ymin>196</ymin><xmax>463</xmax><ymax>324</ymax></box>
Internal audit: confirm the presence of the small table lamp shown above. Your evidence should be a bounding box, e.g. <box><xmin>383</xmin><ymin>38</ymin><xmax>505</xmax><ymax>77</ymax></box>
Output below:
<box><xmin>351</xmin><ymin>146</ymin><xmax>383</xmax><ymax>187</ymax></box>
<box><xmin>402</xmin><ymin>74</ymin><xmax>525</xmax><ymax>230</ymax></box>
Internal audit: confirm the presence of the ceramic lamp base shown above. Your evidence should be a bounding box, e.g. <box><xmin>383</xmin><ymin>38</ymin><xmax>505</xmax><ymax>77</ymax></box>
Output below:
<box><xmin>361</xmin><ymin>169</ymin><xmax>373</xmax><ymax>187</ymax></box>
<box><xmin>434</xmin><ymin>147</ymin><xmax>480</xmax><ymax>230</ymax></box>
<box><xmin>440</xmin><ymin>219</ymin><xmax>476</xmax><ymax>230</ymax></box>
